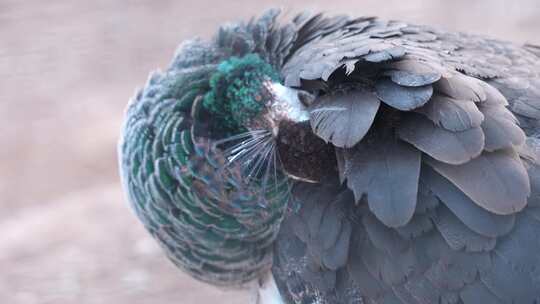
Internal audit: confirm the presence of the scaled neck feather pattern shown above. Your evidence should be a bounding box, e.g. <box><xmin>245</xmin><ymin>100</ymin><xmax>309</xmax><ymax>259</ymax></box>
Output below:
<box><xmin>119</xmin><ymin>11</ymin><xmax>295</xmax><ymax>286</ymax></box>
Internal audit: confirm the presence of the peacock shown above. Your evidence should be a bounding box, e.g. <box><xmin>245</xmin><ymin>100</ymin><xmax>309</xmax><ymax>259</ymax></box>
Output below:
<box><xmin>118</xmin><ymin>9</ymin><xmax>540</xmax><ymax>303</ymax></box>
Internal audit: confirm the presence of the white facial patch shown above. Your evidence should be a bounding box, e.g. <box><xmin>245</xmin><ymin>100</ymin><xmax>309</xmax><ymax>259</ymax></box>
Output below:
<box><xmin>267</xmin><ymin>82</ymin><xmax>310</xmax><ymax>123</ymax></box>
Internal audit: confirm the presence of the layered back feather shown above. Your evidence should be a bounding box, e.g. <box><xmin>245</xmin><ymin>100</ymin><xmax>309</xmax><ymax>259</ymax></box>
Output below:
<box><xmin>268</xmin><ymin>11</ymin><xmax>540</xmax><ymax>304</ymax></box>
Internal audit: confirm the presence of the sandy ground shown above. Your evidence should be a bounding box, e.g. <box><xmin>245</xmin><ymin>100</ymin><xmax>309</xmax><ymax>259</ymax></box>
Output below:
<box><xmin>1</xmin><ymin>1</ymin><xmax>539</xmax><ymax>303</ymax></box>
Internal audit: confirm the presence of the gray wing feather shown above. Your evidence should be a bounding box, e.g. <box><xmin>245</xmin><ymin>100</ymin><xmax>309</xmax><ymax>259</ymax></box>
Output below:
<box><xmin>398</xmin><ymin>113</ymin><xmax>484</xmax><ymax>165</ymax></box>
<box><xmin>424</xmin><ymin>151</ymin><xmax>529</xmax><ymax>215</ymax></box>
<box><xmin>433</xmin><ymin>206</ymin><xmax>497</xmax><ymax>252</ymax></box>
<box><xmin>479</xmin><ymin>81</ymin><xmax>509</xmax><ymax>106</ymax></box>
<box><xmin>309</xmin><ymin>89</ymin><xmax>380</xmax><ymax>148</ymax></box>
<box><xmin>421</xmin><ymin>164</ymin><xmax>515</xmax><ymax>238</ymax></box>
<box><xmin>434</xmin><ymin>74</ymin><xmax>486</xmax><ymax>102</ymax></box>
<box><xmin>385</xmin><ymin>59</ymin><xmax>442</xmax><ymax>87</ymax></box>
<box><xmin>481</xmin><ymin>108</ymin><xmax>526</xmax><ymax>151</ymax></box>
<box><xmin>415</xmin><ymin>95</ymin><xmax>484</xmax><ymax>132</ymax></box>
<box><xmin>342</xmin><ymin>136</ymin><xmax>421</xmax><ymax>227</ymax></box>
<box><xmin>375</xmin><ymin>79</ymin><xmax>433</xmax><ymax>111</ymax></box>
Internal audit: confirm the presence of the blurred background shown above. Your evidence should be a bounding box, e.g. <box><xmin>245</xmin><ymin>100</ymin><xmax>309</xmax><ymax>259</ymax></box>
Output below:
<box><xmin>1</xmin><ymin>0</ymin><xmax>539</xmax><ymax>303</ymax></box>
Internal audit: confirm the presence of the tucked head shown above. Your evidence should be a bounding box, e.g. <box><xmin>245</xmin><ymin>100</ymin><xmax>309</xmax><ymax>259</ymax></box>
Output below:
<box><xmin>201</xmin><ymin>54</ymin><xmax>310</xmax><ymax>138</ymax></box>
<box><xmin>120</xmin><ymin>12</ymin><xmax>331</xmax><ymax>289</ymax></box>
<box><xmin>120</xmin><ymin>44</ymin><xmax>314</xmax><ymax>286</ymax></box>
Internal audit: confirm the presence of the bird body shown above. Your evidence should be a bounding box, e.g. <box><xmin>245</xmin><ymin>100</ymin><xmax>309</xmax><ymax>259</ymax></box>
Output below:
<box><xmin>119</xmin><ymin>9</ymin><xmax>540</xmax><ymax>303</ymax></box>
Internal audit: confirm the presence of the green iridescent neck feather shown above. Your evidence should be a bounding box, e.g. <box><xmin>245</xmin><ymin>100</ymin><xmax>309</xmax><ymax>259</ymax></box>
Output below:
<box><xmin>202</xmin><ymin>54</ymin><xmax>280</xmax><ymax>135</ymax></box>
<box><xmin>119</xmin><ymin>46</ymin><xmax>290</xmax><ymax>286</ymax></box>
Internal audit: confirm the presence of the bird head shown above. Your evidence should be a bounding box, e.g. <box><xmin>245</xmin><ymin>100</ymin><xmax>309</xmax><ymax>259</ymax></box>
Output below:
<box><xmin>120</xmin><ymin>12</ymin><xmax>332</xmax><ymax>289</ymax></box>
<box><xmin>120</xmin><ymin>48</ymin><xmax>314</xmax><ymax>286</ymax></box>
<box><xmin>201</xmin><ymin>53</ymin><xmax>311</xmax><ymax>139</ymax></box>
<box><xmin>197</xmin><ymin>53</ymin><xmax>333</xmax><ymax>183</ymax></box>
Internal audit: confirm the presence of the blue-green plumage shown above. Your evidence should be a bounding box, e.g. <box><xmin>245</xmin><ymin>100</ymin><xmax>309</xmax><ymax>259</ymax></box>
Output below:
<box><xmin>203</xmin><ymin>54</ymin><xmax>280</xmax><ymax>134</ymax></box>
<box><xmin>120</xmin><ymin>41</ymin><xmax>292</xmax><ymax>284</ymax></box>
